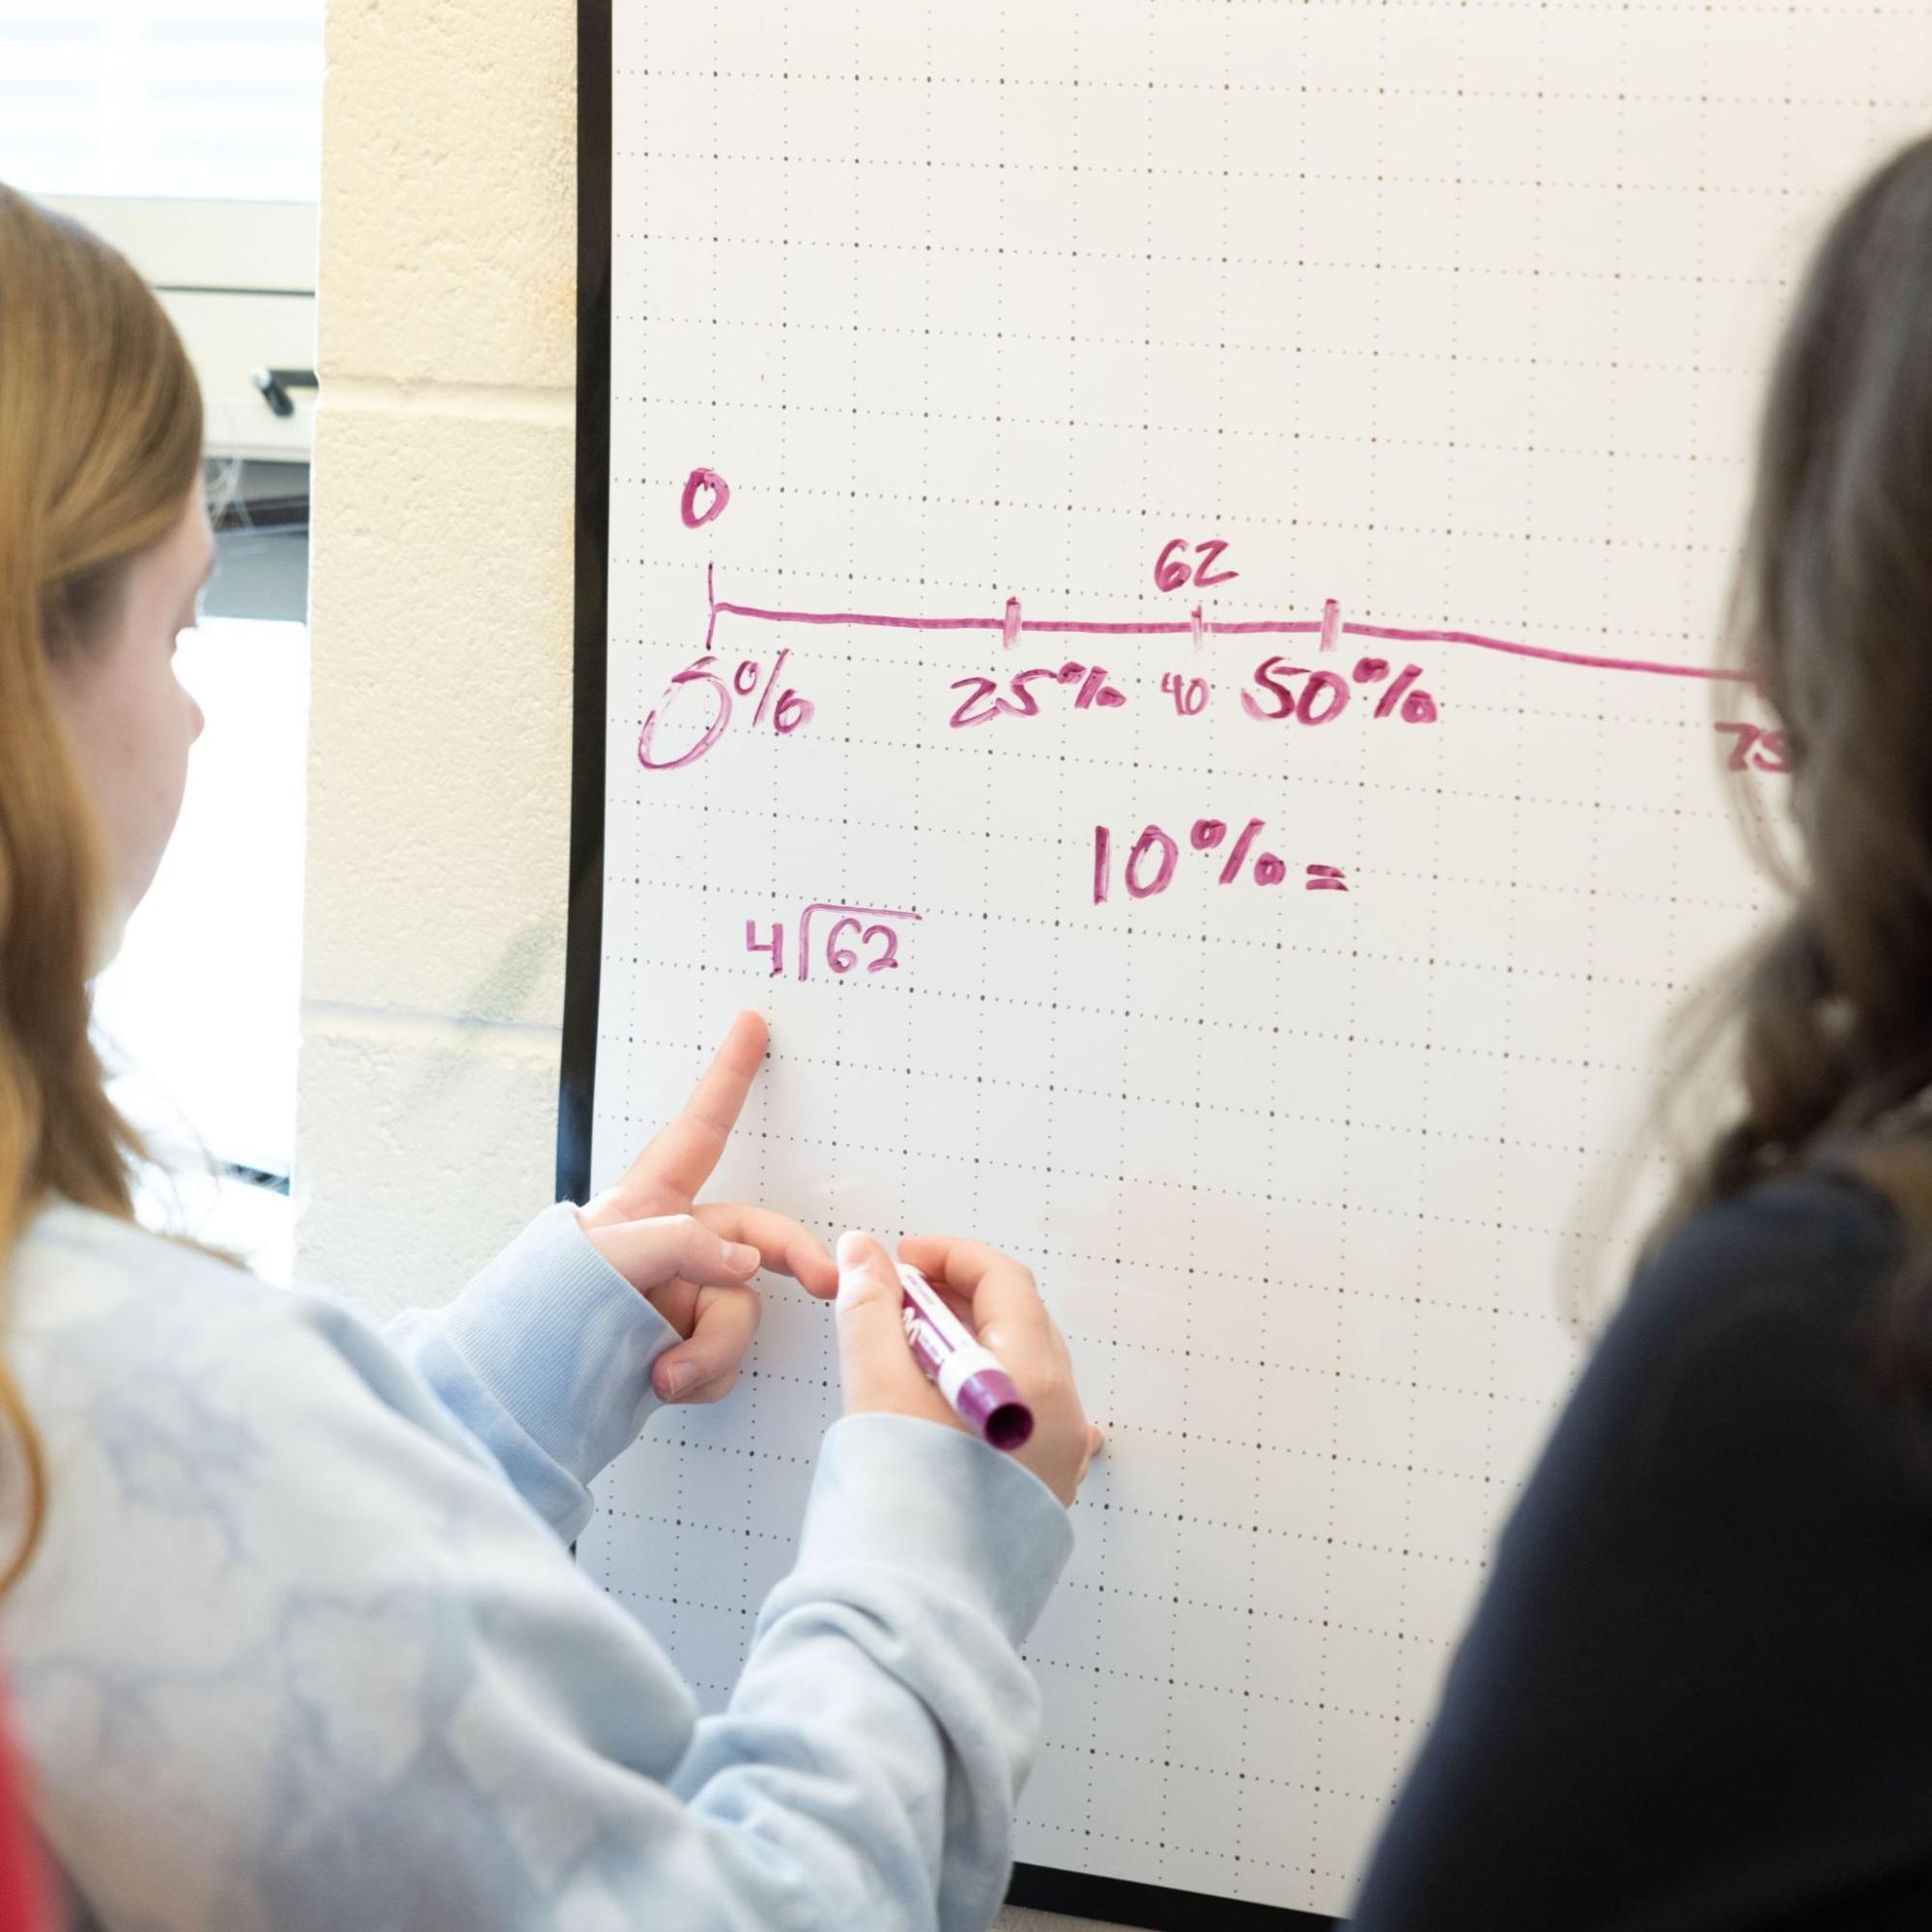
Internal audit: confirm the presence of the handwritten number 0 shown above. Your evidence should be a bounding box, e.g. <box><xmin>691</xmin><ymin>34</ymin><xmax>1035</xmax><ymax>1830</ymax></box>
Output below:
<box><xmin>639</xmin><ymin>655</ymin><xmax>732</xmax><ymax>771</ymax></box>
<box><xmin>1125</xmin><ymin>826</ymin><xmax>1179</xmax><ymax>898</ymax></box>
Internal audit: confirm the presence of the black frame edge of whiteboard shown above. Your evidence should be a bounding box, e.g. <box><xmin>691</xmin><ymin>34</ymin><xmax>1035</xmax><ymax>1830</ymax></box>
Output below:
<box><xmin>564</xmin><ymin>10</ymin><xmax>1335</xmax><ymax>1926</ymax></box>
<box><xmin>558</xmin><ymin>0</ymin><xmax>612</xmax><ymax>1210</ymax></box>
<box><xmin>1011</xmin><ymin>1865</ymin><xmax>1336</xmax><ymax>1931</ymax></box>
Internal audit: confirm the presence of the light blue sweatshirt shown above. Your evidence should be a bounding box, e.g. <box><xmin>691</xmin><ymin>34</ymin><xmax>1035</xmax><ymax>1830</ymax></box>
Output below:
<box><xmin>2</xmin><ymin>1199</ymin><xmax>1073</xmax><ymax>1932</ymax></box>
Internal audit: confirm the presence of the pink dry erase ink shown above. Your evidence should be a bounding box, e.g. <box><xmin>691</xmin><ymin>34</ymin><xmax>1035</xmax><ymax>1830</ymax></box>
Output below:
<box><xmin>896</xmin><ymin>1264</ymin><xmax>1035</xmax><ymax>1452</ymax></box>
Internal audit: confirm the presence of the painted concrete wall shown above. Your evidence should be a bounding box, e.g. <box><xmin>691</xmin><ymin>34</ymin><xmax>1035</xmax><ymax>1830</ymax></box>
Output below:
<box><xmin>299</xmin><ymin>0</ymin><xmax>578</xmax><ymax>1322</ymax></box>
<box><xmin>300</xmin><ymin>6</ymin><xmax>1115</xmax><ymax>1930</ymax></box>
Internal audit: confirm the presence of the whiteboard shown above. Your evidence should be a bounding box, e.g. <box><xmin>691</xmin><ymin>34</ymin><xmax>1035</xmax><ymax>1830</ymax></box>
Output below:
<box><xmin>567</xmin><ymin>7</ymin><xmax>1932</xmax><ymax>1919</ymax></box>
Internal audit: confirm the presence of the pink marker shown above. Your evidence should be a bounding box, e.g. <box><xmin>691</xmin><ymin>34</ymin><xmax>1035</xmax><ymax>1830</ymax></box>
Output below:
<box><xmin>896</xmin><ymin>1264</ymin><xmax>1035</xmax><ymax>1452</ymax></box>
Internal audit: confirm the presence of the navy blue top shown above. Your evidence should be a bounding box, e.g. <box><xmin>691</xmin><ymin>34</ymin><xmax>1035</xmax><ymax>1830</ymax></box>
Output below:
<box><xmin>1351</xmin><ymin>1171</ymin><xmax>1932</xmax><ymax>1929</ymax></box>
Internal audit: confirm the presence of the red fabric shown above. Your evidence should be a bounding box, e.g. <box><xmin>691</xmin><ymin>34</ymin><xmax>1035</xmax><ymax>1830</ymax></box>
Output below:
<box><xmin>0</xmin><ymin>1686</ymin><xmax>50</xmax><ymax>1932</ymax></box>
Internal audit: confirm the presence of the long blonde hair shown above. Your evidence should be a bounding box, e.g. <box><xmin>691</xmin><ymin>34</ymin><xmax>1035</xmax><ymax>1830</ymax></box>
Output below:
<box><xmin>0</xmin><ymin>185</ymin><xmax>204</xmax><ymax>1589</ymax></box>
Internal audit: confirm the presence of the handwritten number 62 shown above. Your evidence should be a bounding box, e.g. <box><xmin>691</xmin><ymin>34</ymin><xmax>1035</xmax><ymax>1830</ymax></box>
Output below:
<box><xmin>827</xmin><ymin>918</ymin><xmax>901</xmax><ymax>973</ymax></box>
<box><xmin>1154</xmin><ymin>538</ymin><xmax>1238</xmax><ymax>595</ymax></box>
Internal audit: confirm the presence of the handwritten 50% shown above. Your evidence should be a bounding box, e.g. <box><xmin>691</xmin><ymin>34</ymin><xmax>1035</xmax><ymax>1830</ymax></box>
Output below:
<box><xmin>638</xmin><ymin>651</ymin><xmax>816</xmax><ymax>772</ymax></box>
<box><xmin>1093</xmin><ymin>817</ymin><xmax>1348</xmax><ymax>903</ymax></box>
<box><xmin>1161</xmin><ymin>655</ymin><xmax>1438</xmax><ymax>725</ymax></box>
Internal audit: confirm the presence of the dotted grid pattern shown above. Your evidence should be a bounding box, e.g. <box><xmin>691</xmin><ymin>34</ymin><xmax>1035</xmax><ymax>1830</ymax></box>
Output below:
<box><xmin>577</xmin><ymin>4</ymin><xmax>1932</xmax><ymax>1917</ymax></box>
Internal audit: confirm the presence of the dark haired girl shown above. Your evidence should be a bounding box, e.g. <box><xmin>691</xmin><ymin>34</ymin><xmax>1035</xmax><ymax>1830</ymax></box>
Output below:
<box><xmin>1352</xmin><ymin>131</ymin><xmax>1932</xmax><ymax>1931</ymax></box>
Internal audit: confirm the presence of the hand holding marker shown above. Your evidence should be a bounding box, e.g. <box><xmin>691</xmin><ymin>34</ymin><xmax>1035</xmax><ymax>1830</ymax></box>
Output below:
<box><xmin>897</xmin><ymin>1262</ymin><xmax>1034</xmax><ymax>1450</ymax></box>
<box><xmin>834</xmin><ymin>1230</ymin><xmax>1102</xmax><ymax>1507</ymax></box>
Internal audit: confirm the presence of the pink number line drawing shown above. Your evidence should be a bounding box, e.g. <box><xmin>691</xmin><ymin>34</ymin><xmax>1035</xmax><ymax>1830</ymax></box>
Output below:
<box><xmin>700</xmin><ymin>569</ymin><xmax>1749</xmax><ymax>684</ymax></box>
<box><xmin>1319</xmin><ymin>596</ymin><xmax>1342</xmax><ymax>654</ymax></box>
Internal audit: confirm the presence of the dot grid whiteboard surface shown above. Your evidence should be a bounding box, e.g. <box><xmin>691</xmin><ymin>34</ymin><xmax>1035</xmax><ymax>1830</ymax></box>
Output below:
<box><xmin>572</xmin><ymin>8</ymin><xmax>1932</xmax><ymax>1919</ymax></box>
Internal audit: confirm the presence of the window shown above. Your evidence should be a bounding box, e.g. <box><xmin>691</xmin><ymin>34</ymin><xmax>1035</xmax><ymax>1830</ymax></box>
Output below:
<box><xmin>0</xmin><ymin>2</ymin><xmax>323</xmax><ymax>464</ymax></box>
<box><xmin>94</xmin><ymin>597</ymin><xmax>309</xmax><ymax>1281</ymax></box>
<box><xmin>3</xmin><ymin>7</ymin><xmax>325</xmax><ymax>1271</ymax></box>
<box><xmin>0</xmin><ymin>1</ymin><xmax>322</xmax><ymax>204</ymax></box>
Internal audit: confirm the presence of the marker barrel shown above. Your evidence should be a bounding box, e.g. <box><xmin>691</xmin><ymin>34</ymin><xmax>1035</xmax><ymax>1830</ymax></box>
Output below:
<box><xmin>896</xmin><ymin>1264</ymin><xmax>1035</xmax><ymax>1453</ymax></box>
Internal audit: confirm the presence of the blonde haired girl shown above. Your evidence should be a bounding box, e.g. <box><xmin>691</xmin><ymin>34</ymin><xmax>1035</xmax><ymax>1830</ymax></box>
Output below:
<box><xmin>0</xmin><ymin>186</ymin><xmax>1095</xmax><ymax>1932</ymax></box>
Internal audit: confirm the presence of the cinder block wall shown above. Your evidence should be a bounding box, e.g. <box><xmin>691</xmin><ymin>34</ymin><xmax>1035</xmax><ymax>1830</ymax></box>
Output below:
<box><xmin>301</xmin><ymin>8</ymin><xmax>1117</xmax><ymax>1928</ymax></box>
<box><xmin>298</xmin><ymin>0</ymin><xmax>577</xmax><ymax>1320</ymax></box>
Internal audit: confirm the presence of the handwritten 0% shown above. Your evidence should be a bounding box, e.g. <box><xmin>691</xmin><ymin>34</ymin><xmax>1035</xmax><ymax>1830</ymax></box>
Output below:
<box><xmin>1093</xmin><ymin>818</ymin><xmax>1348</xmax><ymax>903</ymax></box>
<box><xmin>638</xmin><ymin>650</ymin><xmax>816</xmax><ymax>772</ymax></box>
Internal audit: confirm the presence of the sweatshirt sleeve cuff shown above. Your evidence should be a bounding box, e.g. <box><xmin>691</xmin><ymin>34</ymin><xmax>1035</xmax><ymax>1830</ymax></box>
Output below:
<box><xmin>792</xmin><ymin>1413</ymin><xmax>1075</xmax><ymax>1646</ymax></box>
<box><xmin>388</xmin><ymin>1202</ymin><xmax>681</xmax><ymax>1538</ymax></box>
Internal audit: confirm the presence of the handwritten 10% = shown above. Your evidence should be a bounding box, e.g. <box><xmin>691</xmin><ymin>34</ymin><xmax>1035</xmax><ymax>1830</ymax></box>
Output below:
<box><xmin>638</xmin><ymin>649</ymin><xmax>816</xmax><ymax>772</ymax></box>
<box><xmin>1092</xmin><ymin>818</ymin><xmax>1348</xmax><ymax>903</ymax></box>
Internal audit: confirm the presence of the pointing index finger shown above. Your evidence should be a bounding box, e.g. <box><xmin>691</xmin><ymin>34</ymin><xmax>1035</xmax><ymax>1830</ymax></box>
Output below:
<box><xmin>625</xmin><ymin>1010</ymin><xmax>769</xmax><ymax>1206</ymax></box>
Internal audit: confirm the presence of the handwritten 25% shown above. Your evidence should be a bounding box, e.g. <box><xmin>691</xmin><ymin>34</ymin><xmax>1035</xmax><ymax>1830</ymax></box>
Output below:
<box><xmin>638</xmin><ymin>651</ymin><xmax>816</xmax><ymax>772</ymax></box>
<box><xmin>1093</xmin><ymin>817</ymin><xmax>1348</xmax><ymax>903</ymax></box>
<box><xmin>948</xmin><ymin>661</ymin><xmax>1126</xmax><ymax>729</ymax></box>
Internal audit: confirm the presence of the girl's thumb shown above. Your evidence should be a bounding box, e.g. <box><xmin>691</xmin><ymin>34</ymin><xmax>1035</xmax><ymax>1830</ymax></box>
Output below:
<box><xmin>834</xmin><ymin>1230</ymin><xmax>926</xmax><ymax>1408</ymax></box>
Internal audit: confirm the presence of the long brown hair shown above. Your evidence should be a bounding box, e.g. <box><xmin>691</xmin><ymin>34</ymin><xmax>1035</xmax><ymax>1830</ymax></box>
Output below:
<box><xmin>1667</xmin><ymin>135</ymin><xmax>1932</xmax><ymax>1323</ymax></box>
<box><xmin>0</xmin><ymin>185</ymin><xmax>204</xmax><ymax>1588</ymax></box>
